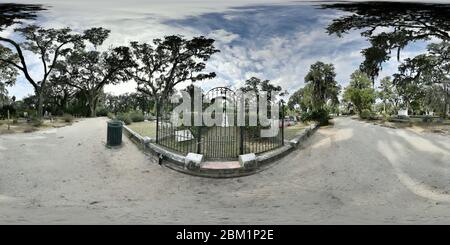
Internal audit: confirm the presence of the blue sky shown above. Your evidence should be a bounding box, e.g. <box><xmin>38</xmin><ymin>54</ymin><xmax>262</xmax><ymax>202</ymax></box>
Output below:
<box><xmin>2</xmin><ymin>0</ymin><xmax>433</xmax><ymax>99</ymax></box>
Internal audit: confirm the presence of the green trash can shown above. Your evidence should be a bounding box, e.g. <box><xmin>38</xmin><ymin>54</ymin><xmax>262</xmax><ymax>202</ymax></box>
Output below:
<box><xmin>107</xmin><ymin>120</ymin><xmax>123</xmax><ymax>147</ymax></box>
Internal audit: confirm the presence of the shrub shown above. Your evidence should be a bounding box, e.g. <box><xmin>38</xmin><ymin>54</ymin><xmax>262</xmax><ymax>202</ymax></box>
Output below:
<box><xmin>422</xmin><ymin>115</ymin><xmax>433</xmax><ymax>123</ymax></box>
<box><xmin>62</xmin><ymin>113</ymin><xmax>74</xmax><ymax>123</ymax></box>
<box><xmin>107</xmin><ymin>112</ymin><xmax>115</xmax><ymax>119</ymax></box>
<box><xmin>381</xmin><ymin>113</ymin><xmax>391</xmax><ymax>122</ymax></box>
<box><xmin>129</xmin><ymin>110</ymin><xmax>145</xmax><ymax>122</ymax></box>
<box><xmin>96</xmin><ymin>107</ymin><xmax>109</xmax><ymax>117</ymax></box>
<box><xmin>301</xmin><ymin>109</ymin><xmax>329</xmax><ymax>125</ymax></box>
<box><xmin>23</xmin><ymin>128</ymin><xmax>37</xmax><ymax>133</ymax></box>
<box><xmin>360</xmin><ymin>109</ymin><xmax>371</xmax><ymax>119</ymax></box>
<box><xmin>300</xmin><ymin>111</ymin><xmax>311</xmax><ymax>122</ymax></box>
<box><xmin>31</xmin><ymin>117</ymin><xmax>43</xmax><ymax>127</ymax></box>
<box><xmin>116</xmin><ymin>113</ymin><xmax>132</xmax><ymax>125</ymax></box>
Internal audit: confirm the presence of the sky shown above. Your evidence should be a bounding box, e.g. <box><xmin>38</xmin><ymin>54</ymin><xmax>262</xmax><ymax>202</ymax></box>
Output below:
<box><xmin>1</xmin><ymin>0</ymin><xmax>439</xmax><ymax>99</ymax></box>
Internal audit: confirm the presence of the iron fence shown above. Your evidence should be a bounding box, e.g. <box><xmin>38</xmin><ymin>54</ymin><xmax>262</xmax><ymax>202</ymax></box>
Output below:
<box><xmin>156</xmin><ymin>87</ymin><xmax>284</xmax><ymax>160</ymax></box>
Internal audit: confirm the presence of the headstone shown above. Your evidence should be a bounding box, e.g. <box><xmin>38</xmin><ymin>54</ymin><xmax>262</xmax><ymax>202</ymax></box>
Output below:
<box><xmin>174</xmin><ymin>129</ymin><xmax>194</xmax><ymax>142</ymax></box>
<box><xmin>398</xmin><ymin>109</ymin><xmax>408</xmax><ymax>117</ymax></box>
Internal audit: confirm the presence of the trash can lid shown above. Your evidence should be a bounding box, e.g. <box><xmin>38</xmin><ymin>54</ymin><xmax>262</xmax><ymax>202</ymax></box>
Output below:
<box><xmin>108</xmin><ymin>120</ymin><xmax>123</xmax><ymax>126</ymax></box>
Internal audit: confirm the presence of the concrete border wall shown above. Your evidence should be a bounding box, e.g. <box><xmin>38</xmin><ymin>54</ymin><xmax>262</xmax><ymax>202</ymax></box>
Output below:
<box><xmin>122</xmin><ymin>123</ymin><xmax>319</xmax><ymax>178</ymax></box>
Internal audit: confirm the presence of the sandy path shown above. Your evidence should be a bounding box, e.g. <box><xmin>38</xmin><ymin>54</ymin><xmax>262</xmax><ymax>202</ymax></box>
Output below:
<box><xmin>0</xmin><ymin>117</ymin><xmax>449</xmax><ymax>224</ymax></box>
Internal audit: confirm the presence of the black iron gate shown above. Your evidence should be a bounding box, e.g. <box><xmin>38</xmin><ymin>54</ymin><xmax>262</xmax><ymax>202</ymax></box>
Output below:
<box><xmin>156</xmin><ymin>87</ymin><xmax>284</xmax><ymax>160</ymax></box>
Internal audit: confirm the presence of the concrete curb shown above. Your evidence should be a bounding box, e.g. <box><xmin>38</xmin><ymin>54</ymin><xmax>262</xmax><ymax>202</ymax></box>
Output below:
<box><xmin>122</xmin><ymin>122</ymin><xmax>320</xmax><ymax>178</ymax></box>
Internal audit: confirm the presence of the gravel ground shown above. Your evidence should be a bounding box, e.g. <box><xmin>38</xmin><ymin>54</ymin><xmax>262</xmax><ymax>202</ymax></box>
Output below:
<box><xmin>0</xmin><ymin>117</ymin><xmax>449</xmax><ymax>224</ymax></box>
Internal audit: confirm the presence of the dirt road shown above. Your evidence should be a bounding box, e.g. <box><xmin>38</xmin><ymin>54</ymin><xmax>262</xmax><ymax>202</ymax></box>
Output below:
<box><xmin>0</xmin><ymin>117</ymin><xmax>449</xmax><ymax>224</ymax></box>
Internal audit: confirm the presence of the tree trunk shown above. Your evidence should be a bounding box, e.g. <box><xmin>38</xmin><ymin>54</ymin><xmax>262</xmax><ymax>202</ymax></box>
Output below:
<box><xmin>36</xmin><ymin>89</ymin><xmax>44</xmax><ymax>119</ymax></box>
<box><xmin>89</xmin><ymin>97</ymin><xmax>98</xmax><ymax>118</ymax></box>
<box><xmin>445</xmin><ymin>82</ymin><xmax>449</xmax><ymax>119</ymax></box>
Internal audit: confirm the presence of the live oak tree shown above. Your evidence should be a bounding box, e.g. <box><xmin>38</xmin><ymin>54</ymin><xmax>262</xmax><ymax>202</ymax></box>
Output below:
<box><xmin>393</xmin><ymin>42</ymin><xmax>450</xmax><ymax>118</ymax></box>
<box><xmin>323</xmin><ymin>2</ymin><xmax>450</xmax><ymax>85</ymax></box>
<box><xmin>128</xmin><ymin>35</ymin><xmax>219</xmax><ymax>116</ymax></box>
<box><xmin>0</xmin><ymin>46</ymin><xmax>18</xmax><ymax>86</ymax></box>
<box><xmin>104</xmin><ymin>92</ymin><xmax>154</xmax><ymax>114</ymax></box>
<box><xmin>0</xmin><ymin>82</ymin><xmax>9</xmax><ymax>107</ymax></box>
<box><xmin>239</xmin><ymin>77</ymin><xmax>287</xmax><ymax>122</ymax></box>
<box><xmin>1</xmin><ymin>4</ymin><xmax>45</xmax><ymax>116</ymax></box>
<box><xmin>0</xmin><ymin>45</ymin><xmax>18</xmax><ymax>117</ymax></box>
<box><xmin>45</xmin><ymin>77</ymin><xmax>79</xmax><ymax>115</ymax></box>
<box><xmin>52</xmin><ymin>28</ymin><xmax>135</xmax><ymax>117</ymax></box>
<box><xmin>0</xmin><ymin>25</ymin><xmax>91</xmax><ymax>118</ymax></box>
<box><xmin>241</xmin><ymin>77</ymin><xmax>287</xmax><ymax>100</ymax></box>
<box><xmin>287</xmin><ymin>84</ymin><xmax>313</xmax><ymax>113</ymax></box>
<box><xmin>427</xmin><ymin>42</ymin><xmax>450</xmax><ymax>118</ymax></box>
<box><xmin>0</xmin><ymin>3</ymin><xmax>45</xmax><ymax>31</ymax></box>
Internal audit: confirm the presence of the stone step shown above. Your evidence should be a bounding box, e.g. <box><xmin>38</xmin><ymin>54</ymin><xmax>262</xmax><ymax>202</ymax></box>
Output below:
<box><xmin>201</xmin><ymin>161</ymin><xmax>241</xmax><ymax>169</ymax></box>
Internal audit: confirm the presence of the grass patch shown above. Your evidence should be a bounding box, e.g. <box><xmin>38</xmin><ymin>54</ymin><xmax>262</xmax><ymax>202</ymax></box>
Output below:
<box><xmin>127</xmin><ymin>121</ymin><xmax>157</xmax><ymax>138</ymax></box>
<box><xmin>0</xmin><ymin>117</ymin><xmax>76</xmax><ymax>135</ymax></box>
<box><xmin>358</xmin><ymin>116</ymin><xmax>450</xmax><ymax>135</ymax></box>
<box><xmin>284</xmin><ymin>122</ymin><xmax>309</xmax><ymax>140</ymax></box>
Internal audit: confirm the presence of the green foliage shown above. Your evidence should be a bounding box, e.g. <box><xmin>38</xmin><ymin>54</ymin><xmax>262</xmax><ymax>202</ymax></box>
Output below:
<box><xmin>62</xmin><ymin>113</ymin><xmax>73</xmax><ymax>123</ymax></box>
<box><xmin>381</xmin><ymin>113</ymin><xmax>391</xmax><ymax>122</ymax></box>
<box><xmin>96</xmin><ymin>107</ymin><xmax>109</xmax><ymax>117</ymax></box>
<box><xmin>378</xmin><ymin>76</ymin><xmax>399</xmax><ymax>114</ymax></box>
<box><xmin>53</xmin><ymin>39</ymin><xmax>135</xmax><ymax>117</ymax></box>
<box><xmin>0</xmin><ymin>3</ymin><xmax>45</xmax><ymax>32</ymax></box>
<box><xmin>240</xmin><ymin>77</ymin><xmax>286</xmax><ymax>100</ymax></box>
<box><xmin>0</xmin><ymin>46</ymin><xmax>19</xmax><ymax>86</ymax></box>
<box><xmin>422</xmin><ymin>115</ymin><xmax>433</xmax><ymax>123</ymax></box>
<box><xmin>104</xmin><ymin>92</ymin><xmax>154</xmax><ymax>114</ymax></box>
<box><xmin>304</xmin><ymin>62</ymin><xmax>340</xmax><ymax>111</ymax></box>
<box><xmin>324</xmin><ymin>2</ymin><xmax>450</xmax><ymax>83</ymax></box>
<box><xmin>288</xmin><ymin>83</ymin><xmax>313</xmax><ymax>112</ymax></box>
<box><xmin>30</xmin><ymin>117</ymin><xmax>42</xmax><ymax>127</ymax></box>
<box><xmin>130</xmin><ymin>35</ymin><xmax>219</xmax><ymax>107</ymax></box>
<box><xmin>128</xmin><ymin>110</ymin><xmax>144</xmax><ymax>122</ymax></box>
<box><xmin>107</xmin><ymin>112</ymin><xmax>115</xmax><ymax>119</ymax></box>
<box><xmin>359</xmin><ymin>109</ymin><xmax>372</xmax><ymax>119</ymax></box>
<box><xmin>392</xmin><ymin>42</ymin><xmax>449</xmax><ymax>118</ymax></box>
<box><xmin>300</xmin><ymin>109</ymin><xmax>329</xmax><ymax>125</ymax></box>
<box><xmin>343</xmin><ymin>70</ymin><xmax>376</xmax><ymax>115</ymax></box>
<box><xmin>116</xmin><ymin>112</ymin><xmax>132</xmax><ymax>125</ymax></box>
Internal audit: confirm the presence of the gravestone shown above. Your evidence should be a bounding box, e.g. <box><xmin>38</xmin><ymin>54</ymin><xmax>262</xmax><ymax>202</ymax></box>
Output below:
<box><xmin>174</xmin><ymin>129</ymin><xmax>194</xmax><ymax>142</ymax></box>
<box><xmin>398</xmin><ymin>109</ymin><xmax>408</xmax><ymax>117</ymax></box>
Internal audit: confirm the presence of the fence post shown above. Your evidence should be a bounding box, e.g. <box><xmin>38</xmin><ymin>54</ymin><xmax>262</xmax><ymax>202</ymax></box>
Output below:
<box><xmin>239</xmin><ymin>126</ymin><xmax>244</xmax><ymax>155</ymax></box>
<box><xmin>281</xmin><ymin>101</ymin><xmax>284</xmax><ymax>146</ymax></box>
<box><xmin>197</xmin><ymin>126</ymin><xmax>202</xmax><ymax>154</ymax></box>
<box><xmin>155</xmin><ymin>101</ymin><xmax>160</xmax><ymax>144</ymax></box>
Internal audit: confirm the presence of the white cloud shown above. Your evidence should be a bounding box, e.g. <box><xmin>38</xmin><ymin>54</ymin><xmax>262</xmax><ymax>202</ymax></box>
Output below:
<box><xmin>208</xmin><ymin>29</ymin><xmax>240</xmax><ymax>44</ymax></box>
<box><xmin>4</xmin><ymin>0</ymin><xmax>441</xmax><ymax>99</ymax></box>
